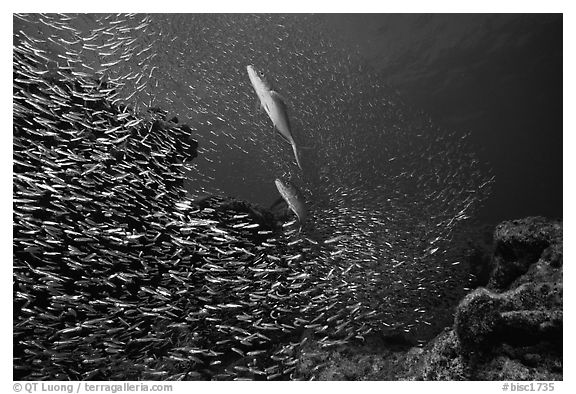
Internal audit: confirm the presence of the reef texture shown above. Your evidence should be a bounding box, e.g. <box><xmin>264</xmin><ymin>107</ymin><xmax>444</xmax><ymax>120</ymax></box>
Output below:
<box><xmin>292</xmin><ymin>217</ymin><xmax>562</xmax><ymax>380</ymax></box>
<box><xmin>408</xmin><ymin>216</ymin><xmax>562</xmax><ymax>380</ymax></box>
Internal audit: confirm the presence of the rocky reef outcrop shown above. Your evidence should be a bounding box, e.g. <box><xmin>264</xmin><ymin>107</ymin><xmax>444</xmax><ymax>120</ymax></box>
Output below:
<box><xmin>408</xmin><ymin>216</ymin><xmax>562</xmax><ymax>380</ymax></box>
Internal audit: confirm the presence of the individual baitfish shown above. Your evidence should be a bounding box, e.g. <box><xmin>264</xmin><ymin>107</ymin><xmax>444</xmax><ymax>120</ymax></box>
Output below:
<box><xmin>274</xmin><ymin>178</ymin><xmax>307</xmax><ymax>231</ymax></box>
<box><xmin>246</xmin><ymin>65</ymin><xmax>304</xmax><ymax>171</ymax></box>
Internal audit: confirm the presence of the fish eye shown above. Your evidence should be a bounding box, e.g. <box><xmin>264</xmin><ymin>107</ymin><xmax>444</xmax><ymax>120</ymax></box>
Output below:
<box><xmin>259</xmin><ymin>71</ymin><xmax>264</xmax><ymax>76</ymax></box>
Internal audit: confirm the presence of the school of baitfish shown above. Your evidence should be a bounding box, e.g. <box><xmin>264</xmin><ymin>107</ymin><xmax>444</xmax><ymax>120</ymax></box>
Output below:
<box><xmin>13</xmin><ymin>14</ymin><xmax>494</xmax><ymax>380</ymax></box>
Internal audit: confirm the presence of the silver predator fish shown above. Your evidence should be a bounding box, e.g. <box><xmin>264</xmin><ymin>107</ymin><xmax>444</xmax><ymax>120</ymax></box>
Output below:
<box><xmin>274</xmin><ymin>178</ymin><xmax>307</xmax><ymax>230</ymax></box>
<box><xmin>247</xmin><ymin>65</ymin><xmax>303</xmax><ymax>171</ymax></box>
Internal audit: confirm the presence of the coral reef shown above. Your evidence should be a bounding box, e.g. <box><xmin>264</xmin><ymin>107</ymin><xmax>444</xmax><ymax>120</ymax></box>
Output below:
<box><xmin>488</xmin><ymin>217</ymin><xmax>562</xmax><ymax>290</ymax></box>
<box><xmin>293</xmin><ymin>330</ymin><xmax>416</xmax><ymax>380</ymax></box>
<box><xmin>409</xmin><ymin>217</ymin><xmax>562</xmax><ymax>380</ymax></box>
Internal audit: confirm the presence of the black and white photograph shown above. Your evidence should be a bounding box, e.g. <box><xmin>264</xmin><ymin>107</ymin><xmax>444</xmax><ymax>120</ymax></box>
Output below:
<box><xmin>10</xmin><ymin>4</ymin><xmax>567</xmax><ymax>388</ymax></box>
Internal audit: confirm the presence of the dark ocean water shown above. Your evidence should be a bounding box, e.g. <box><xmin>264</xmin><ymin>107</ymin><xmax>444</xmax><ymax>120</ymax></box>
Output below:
<box><xmin>325</xmin><ymin>14</ymin><xmax>562</xmax><ymax>224</ymax></box>
<box><xmin>12</xmin><ymin>13</ymin><xmax>562</xmax><ymax>380</ymax></box>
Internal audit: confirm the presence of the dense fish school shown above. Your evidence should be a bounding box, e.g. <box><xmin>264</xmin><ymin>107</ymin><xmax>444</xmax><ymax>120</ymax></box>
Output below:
<box><xmin>13</xmin><ymin>14</ymin><xmax>494</xmax><ymax>380</ymax></box>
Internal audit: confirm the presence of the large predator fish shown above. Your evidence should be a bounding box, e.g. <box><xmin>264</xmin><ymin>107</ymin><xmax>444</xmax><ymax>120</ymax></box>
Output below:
<box><xmin>247</xmin><ymin>65</ymin><xmax>303</xmax><ymax>171</ymax></box>
<box><xmin>274</xmin><ymin>178</ymin><xmax>307</xmax><ymax>231</ymax></box>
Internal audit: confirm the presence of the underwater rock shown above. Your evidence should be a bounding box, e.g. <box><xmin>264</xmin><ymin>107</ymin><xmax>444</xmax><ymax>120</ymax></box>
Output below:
<box><xmin>407</xmin><ymin>217</ymin><xmax>562</xmax><ymax>381</ymax></box>
<box><xmin>292</xmin><ymin>331</ymin><xmax>417</xmax><ymax>381</ymax></box>
<box><xmin>488</xmin><ymin>216</ymin><xmax>562</xmax><ymax>290</ymax></box>
<box><xmin>404</xmin><ymin>329</ymin><xmax>467</xmax><ymax>381</ymax></box>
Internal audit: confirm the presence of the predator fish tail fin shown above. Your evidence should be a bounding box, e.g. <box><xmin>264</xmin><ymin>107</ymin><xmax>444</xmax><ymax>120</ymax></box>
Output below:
<box><xmin>292</xmin><ymin>143</ymin><xmax>303</xmax><ymax>171</ymax></box>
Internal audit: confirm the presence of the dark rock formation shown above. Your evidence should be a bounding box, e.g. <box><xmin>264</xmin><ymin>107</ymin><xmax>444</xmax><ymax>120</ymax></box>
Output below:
<box><xmin>409</xmin><ymin>217</ymin><xmax>562</xmax><ymax>380</ymax></box>
<box><xmin>293</xmin><ymin>331</ymin><xmax>417</xmax><ymax>380</ymax></box>
<box><xmin>488</xmin><ymin>217</ymin><xmax>562</xmax><ymax>290</ymax></box>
